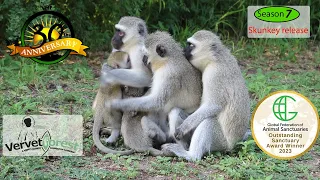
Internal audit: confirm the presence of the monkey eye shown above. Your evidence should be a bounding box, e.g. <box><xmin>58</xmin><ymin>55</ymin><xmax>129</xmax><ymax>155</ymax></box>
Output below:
<box><xmin>187</xmin><ymin>42</ymin><xmax>195</xmax><ymax>48</ymax></box>
<box><xmin>116</xmin><ymin>28</ymin><xmax>125</xmax><ymax>37</ymax></box>
<box><xmin>119</xmin><ymin>31</ymin><xmax>125</xmax><ymax>37</ymax></box>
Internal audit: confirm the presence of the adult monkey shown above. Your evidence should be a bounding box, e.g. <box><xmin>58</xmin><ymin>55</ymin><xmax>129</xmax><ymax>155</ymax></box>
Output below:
<box><xmin>103</xmin><ymin>16</ymin><xmax>152</xmax><ymax>88</ymax></box>
<box><xmin>99</xmin><ymin>17</ymin><xmax>168</xmax><ymax>154</ymax></box>
<box><xmin>109</xmin><ymin>31</ymin><xmax>202</xmax><ymax>143</ymax></box>
<box><xmin>162</xmin><ymin>30</ymin><xmax>250</xmax><ymax>161</ymax></box>
<box><xmin>102</xmin><ymin>16</ymin><xmax>170</xmax><ymax>143</ymax></box>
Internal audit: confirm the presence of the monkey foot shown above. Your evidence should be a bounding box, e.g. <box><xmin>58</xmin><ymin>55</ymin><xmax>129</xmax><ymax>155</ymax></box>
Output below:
<box><xmin>161</xmin><ymin>143</ymin><xmax>191</xmax><ymax>160</ymax></box>
<box><xmin>161</xmin><ymin>143</ymin><xmax>182</xmax><ymax>155</ymax></box>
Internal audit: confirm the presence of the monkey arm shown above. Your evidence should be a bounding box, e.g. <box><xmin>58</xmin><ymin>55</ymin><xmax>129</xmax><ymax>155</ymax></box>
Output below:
<box><xmin>110</xmin><ymin>79</ymin><xmax>175</xmax><ymax>112</ymax></box>
<box><xmin>175</xmin><ymin>103</ymin><xmax>222</xmax><ymax>140</ymax></box>
<box><xmin>102</xmin><ymin>69</ymin><xmax>152</xmax><ymax>88</ymax></box>
<box><xmin>111</xmin><ymin>94</ymin><xmax>164</xmax><ymax>112</ymax></box>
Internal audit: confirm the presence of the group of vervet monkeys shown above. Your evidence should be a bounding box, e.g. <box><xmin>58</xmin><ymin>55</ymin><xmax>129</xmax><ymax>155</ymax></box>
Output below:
<box><xmin>92</xmin><ymin>16</ymin><xmax>250</xmax><ymax>161</ymax></box>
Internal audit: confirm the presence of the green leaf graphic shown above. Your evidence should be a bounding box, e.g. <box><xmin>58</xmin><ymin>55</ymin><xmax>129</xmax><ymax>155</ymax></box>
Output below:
<box><xmin>41</xmin><ymin>130</ymin><xmax>51</xmax><ymax>154</ymax></box>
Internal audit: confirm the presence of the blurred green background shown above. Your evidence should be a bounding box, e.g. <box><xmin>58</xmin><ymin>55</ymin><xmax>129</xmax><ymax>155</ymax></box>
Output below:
<box><xmin>1</xmin><ymin>0</ymin><xmax>319</xmax><ymax>51</ymax></box>
<box><xmin>0</xmin><ymin>0</ymin><xmax>320</xmax><ymax>179</ymax></box>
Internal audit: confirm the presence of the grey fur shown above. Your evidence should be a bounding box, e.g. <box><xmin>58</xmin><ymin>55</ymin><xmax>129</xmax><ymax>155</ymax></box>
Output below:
<box><xmin>121</xmin><ymin>87</ymin><xmax>165</xmax><ymax>156</ymax></box>
<box><xmin>110</xmin><ymin>31</ymin><xmax>202</xmax><ymax>154</ymax></box>
<box><xmin>111</xmin><ymin>31</ymin><xmax>202</xmax><ymax>114</ymax></box>
<box><xmin>162</xmin><ymin>30</ymin><xmax>251</xmax><ymax>161</ymax></box>
<box><xmin>101</xmin><ymin>16</ymin><xmax>152</xmax><ymax>88</ymax></box>
<box><xmin>92</xmin><ymin>51</ymin><xmax>133</xmax><ymax>155</ymax></box>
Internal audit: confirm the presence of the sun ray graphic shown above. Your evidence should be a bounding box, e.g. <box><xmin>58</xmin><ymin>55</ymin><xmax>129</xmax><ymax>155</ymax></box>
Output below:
<box><xmin>49</xmin><ymin>17</ymin><xmax>52</xmax><ymax>26</ymax></box>
<box><xmin>26</xmin><ymin>30</ymin><xmax>34</xmax><ymax>35</ymax></box>
<box><xmin>28</xmin><ymin>25</ymin><xmax>37</xmax><ymax>32</ymax></box>
<box><xmin>41</xmin><ymin>17</ymin><xmax>44</xmax><ymax>27</ymax></box>
<box><xmin>59</xmin><ymin>22</ymin><xmax>65</xmax><ymax>27</ymax></box>
<box><xmin>53</xmin><ymin>18</ymin><xmax>57</xmax><ymax>26</ymax></box>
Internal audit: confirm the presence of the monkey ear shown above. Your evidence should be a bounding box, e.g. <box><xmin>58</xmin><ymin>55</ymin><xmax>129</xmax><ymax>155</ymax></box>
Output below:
<box><xmin>138</xmin><ymin>23</ymin><xmax>145</xmax><ymax>36</ymax></box>
<box><xmin>156</xmin><ymin>44</ymin><xmax>166</xmax><ymax>57</ymax></box>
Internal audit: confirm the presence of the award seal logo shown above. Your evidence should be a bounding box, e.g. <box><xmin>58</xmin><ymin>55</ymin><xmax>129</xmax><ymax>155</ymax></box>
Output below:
<box><xmin>7</xmin><ymin>10</ymin><xmax>88</xmax><ymax>64</ymax></box>
<box><xmin>252</xmin><ymin>90</ymin><xmax>319</xmax><ymax>159</ymax></box>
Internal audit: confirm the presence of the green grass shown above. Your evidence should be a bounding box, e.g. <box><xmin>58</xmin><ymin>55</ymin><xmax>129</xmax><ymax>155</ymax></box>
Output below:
<box><xmin>0</xmin><ymin>38</ymin><xmax>319</xmax><ymax>179</ymax></box>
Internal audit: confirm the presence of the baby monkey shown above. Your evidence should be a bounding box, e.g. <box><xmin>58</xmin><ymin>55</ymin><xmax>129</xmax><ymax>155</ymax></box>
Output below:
<box><xmin>92</xmin><ymin>50</ymin><xmax>133</xmax><ymax>155</ymax></box>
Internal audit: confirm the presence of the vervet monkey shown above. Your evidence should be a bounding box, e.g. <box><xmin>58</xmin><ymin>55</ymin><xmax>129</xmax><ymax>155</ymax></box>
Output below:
<box><xmin>101</xmin><ymin>17</ymin><xmax>171</xmax><ymax>144</ymax></box>
<box><xmin>120</xmin><ymin>87</ymin><xmax>165</xmax><ymax>155</ymax></box>
<box><xmin>101</xmin><ymin>16</ymin><xmax>152</xmax><ymax>88</ymax></box>
<box><xmin>162</xmin><ymin>30</ymin><xmax>250</xmax><ymax>161</ymax></box>
<box><xmin>92</xmin><ymin>51</ymin><xmax>133</xmax><ymax>155</ymax></box>
<box><xmin>109</xmin><ymin>31</ymin><xmax>202</xmax><ymax>137</ymax></box>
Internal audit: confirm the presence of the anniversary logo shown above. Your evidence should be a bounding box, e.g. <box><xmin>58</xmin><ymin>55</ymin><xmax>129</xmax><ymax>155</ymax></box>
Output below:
<box><xmin>6</xmin><ymin>9</ymin><xmax>88</xmax><ymax>64</ymax></box>
<box><xmin>252</xmin><ymin>90</ymin><xmax>319</xmax><ymax>159</ymax></box>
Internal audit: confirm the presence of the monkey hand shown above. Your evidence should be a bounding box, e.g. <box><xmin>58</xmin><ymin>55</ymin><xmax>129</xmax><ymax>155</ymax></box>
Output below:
<box><xmin>101</xmin><ymin>64</ymin><xmax>113</xmax><ymax>72</ymax></box>
<box><xmin>104</xmin><ymin>100</ymin><xmax>113</xmax><ymax>110</ymax></box>
<box><xmin>174</xmin><ymin>123</ymin><xmax>191</xmax><ymax>140</ymax></box>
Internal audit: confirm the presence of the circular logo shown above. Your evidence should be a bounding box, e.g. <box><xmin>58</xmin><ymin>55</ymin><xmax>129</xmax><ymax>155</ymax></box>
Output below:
<box><xmin>273</xmin><ymin>95</ymin><xmax>298</xmax><ymax>121</ymax></box>
<box><xmin>252</xmin><ymin>90</ymin><xmax>319</xmax><ymax>160</ymax></box>
<box><xmin>20</xmin><ymin>11</ymin><xmax>75</xmax><ymax>64</ymax></box>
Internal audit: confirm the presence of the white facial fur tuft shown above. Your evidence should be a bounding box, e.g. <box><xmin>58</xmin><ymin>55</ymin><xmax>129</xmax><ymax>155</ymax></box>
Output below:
<box><xmin>187</xmin><ymin>37</ymin><xmax>201</xmax><ymax>56</ymax></box>
<box><xmin>115</xmin><ymin>24</ymin><xmax>127</xmax><ymax>31</ymax></box>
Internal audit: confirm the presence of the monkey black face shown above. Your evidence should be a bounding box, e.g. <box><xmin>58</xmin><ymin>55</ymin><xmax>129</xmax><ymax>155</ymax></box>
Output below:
<box><xmin>112</xmin><ymin>28</ymin><xmax>125</xmax><ymax>50</ymax></box>
<box><xmin>184</xmin><ymin>42</ymin><xmax>195</xmax><ymax>61</ymax></box>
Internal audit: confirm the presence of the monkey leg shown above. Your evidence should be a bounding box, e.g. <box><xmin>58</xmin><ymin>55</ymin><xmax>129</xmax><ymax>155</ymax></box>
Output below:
<box><xmin>162</xmin><ymin>118</ymin><xmax>228</xmax><ymax>161</ymax></box>
<box><xmin>141</xmin><ymin>115</ymin><xmax>167</xmax><ymax>144</ymax></box>
<box><xmin>168</xmin><ymin>108</ymin><xmax>187</xmax><ymax>138</ymax></box>
<box><xmin>105</xmin><ymin>110</ymin><xmax>122</xmax><ymax>143</ymax></box>
<box><xmin>105</xmin><ymin>129</ymin><xmax>120</xmax><ymax>144</ymax></box>
<box><xmin>168</xmin><ymin>108</ymin><xmax>191</xmax><ymax>149</ymax></box>
<box><xmin>134</xmin><ymin>147</ymin><xmax>164</xmax><ymax>156</ymax></box>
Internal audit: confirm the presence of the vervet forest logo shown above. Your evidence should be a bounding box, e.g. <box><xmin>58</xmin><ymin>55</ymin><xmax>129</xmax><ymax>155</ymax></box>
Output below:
<box><xmin>6</xmin><ymin>8</ymin><xmax>88</xmax><ymax>64</ymax></box>
<box><xmin>2</xmin><ymin>115</ymin><xmax>83</xmax><ymax>156</ymax></box>
<box><xmin>252</xmin><ymin>91</ymin><xmax>319</xmax><ymax>160</ymax></box>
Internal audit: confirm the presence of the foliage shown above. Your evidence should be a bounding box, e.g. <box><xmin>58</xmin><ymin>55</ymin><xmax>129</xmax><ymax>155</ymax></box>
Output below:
<box><xmin>0</xmin><ymin>0</ymin><xmax>319</xmax><ymax>52</ymax></box>
<box><xmin>0</xmin><ymin>0</ymin><xmax>319</xmax><ymax>179</ymax></box>
<box><xmin>1</xmin><ymin>37</ymin><xmax>319</xmax><ymax>179</ymax></box>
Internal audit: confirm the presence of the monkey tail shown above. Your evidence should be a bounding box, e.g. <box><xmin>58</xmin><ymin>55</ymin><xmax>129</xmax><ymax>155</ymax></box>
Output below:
<box><xmin>92</xmin><ymin>112</ymin><xmax>134</xmax><ymax>155</ymax></box>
